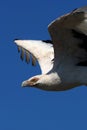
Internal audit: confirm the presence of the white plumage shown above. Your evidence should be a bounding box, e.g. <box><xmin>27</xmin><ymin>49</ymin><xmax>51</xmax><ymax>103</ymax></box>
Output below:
<box><xmin>15</xmin><ymin>40</ymin><xmax>54</xmax><ymax>74</ymax></box>
<box><xmin>14</xmin><ymin>6</ymin><xmax>87</xmax><ymax>91</ymax></box>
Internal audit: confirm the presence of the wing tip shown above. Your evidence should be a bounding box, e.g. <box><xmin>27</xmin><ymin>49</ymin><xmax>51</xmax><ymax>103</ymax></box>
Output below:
<box><xmin>14</xmin><ymin>39</ymin><xmax>21</xmax><ymax>44</ymax></box>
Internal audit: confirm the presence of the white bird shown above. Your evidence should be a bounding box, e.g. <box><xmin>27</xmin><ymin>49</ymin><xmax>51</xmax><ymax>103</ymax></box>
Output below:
<box><xmin>14</xmin><ymin>6</ymin><xmax>87</xmax><ymax>91</ymax></box>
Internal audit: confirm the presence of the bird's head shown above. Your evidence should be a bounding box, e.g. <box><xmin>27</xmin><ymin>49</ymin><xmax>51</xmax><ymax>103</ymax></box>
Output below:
<box><xmin>21</xmin><ymin>73</ymin><xmax>61</xmax><ymax>90</ymax></box>
<box><xmin>21</xmin><ymin>75</ymin><xmax>41</xmax><ymax>87</ymax></box>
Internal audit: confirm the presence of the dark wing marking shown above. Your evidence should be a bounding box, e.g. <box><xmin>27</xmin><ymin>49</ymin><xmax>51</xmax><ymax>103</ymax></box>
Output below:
<box><xmin>25</xmin><ymin>51</ymin><xmax>30</xmax><ymax>64</ymax></box>
<box><xmin>17</xmin><ymin>46</ymin><xmax>21</xmax><ymax>53</ymax></box>
<box><xmin>20</xmin><ymin>48</ymin><xmax>25</xmax><ymax>61</ymax></box>
<box><xmin>42</xmin><ymin>40</ymin><xmax>53</xmax><ymax>44</ymax></box>
<box><xmin>72</xmin><ymin>29</ymin><xmax>87</xmax><ymax>66</ymax></box>
<box><xmin>72</xmin><ymin>29</ymin><xmax>87</xmax><ymax>52</ymax></box>
<box><xmin>17</xmin><ymin>46</ymin><xmax>37</xmax><ymax>66</ymax></box>
<box><xmin>32</xmin><ymin>55</ymin><xmax>36</xmax><ymax>66</ymax></box>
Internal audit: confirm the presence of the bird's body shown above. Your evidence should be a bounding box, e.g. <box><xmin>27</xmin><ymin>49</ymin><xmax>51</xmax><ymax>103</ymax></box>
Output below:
<box><xmin>14</xmin><ymin>6</ymin><xmax>87</xmax><ymax>91</ymax></box>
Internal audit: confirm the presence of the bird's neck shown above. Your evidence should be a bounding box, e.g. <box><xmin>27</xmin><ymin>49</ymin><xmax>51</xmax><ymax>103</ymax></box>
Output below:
<box><xmin>36</xmin><ymin>72</ymin><xmax>61</xmax><ymax>91</ymax></box>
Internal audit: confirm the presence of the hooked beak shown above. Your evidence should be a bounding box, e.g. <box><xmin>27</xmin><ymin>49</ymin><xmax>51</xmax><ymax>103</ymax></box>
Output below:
<box><xmin>21</xmin><ymin>80</ymin><xmax>34</xmax><ymax>87</ymax></box>
<box><xmin>21</xmin><ymin>81</ymin><xmax>28</xmax><ymax>87</ymax></box>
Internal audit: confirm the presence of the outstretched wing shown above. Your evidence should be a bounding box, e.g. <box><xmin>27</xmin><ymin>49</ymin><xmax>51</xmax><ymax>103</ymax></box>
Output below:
<box><xmin>14</xmin><ymin>40</ymin><xmax>54</xmax><ymax>74</ymax></box>
<box><xmin>48</xmin><ymin>6</ymin><xmax>87</xmax><ymax>67</ymax></box>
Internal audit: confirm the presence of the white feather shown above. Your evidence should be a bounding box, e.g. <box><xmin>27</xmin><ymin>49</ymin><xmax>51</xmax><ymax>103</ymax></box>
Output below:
<box><xmin>14</xmin><ymin>40</ymin><xmax>54</xmax><ymax>74</ymax></box>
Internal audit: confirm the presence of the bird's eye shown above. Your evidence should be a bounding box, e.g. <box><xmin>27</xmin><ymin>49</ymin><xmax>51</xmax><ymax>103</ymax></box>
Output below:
<box><xmin>30</xmin><ymin>77</ymin><xmax>39</xmax><ymax>83</ymax></box>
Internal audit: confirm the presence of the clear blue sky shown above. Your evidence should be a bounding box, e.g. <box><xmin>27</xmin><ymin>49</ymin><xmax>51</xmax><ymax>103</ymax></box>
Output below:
<box><xmin>0</xmin><ymin>0</ymin><xmax>87</xmax><ymax>130</ymax></box>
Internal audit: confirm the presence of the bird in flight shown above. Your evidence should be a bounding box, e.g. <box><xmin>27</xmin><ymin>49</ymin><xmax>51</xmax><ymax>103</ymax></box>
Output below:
<box><xmin>14</xmin><ymin>6</ymin><xmax>87</xmax><ymax>91</ymax></box>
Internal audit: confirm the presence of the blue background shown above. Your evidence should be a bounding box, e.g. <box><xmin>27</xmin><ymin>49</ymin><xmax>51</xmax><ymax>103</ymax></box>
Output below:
<box><xmin>0</xmin><ymin>0</ymin><xmax>87</xmax><ymax>129</ymax></box>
